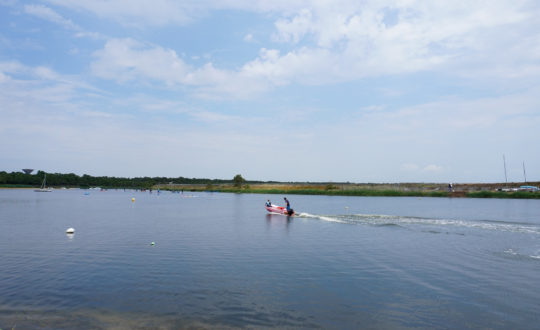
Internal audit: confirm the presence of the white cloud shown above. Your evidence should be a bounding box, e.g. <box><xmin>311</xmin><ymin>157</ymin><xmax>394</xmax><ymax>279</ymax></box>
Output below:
<box><xmin>243</xmin><ymin>33</ymin><xmax>254</xmax><ymax>42</ymax></box>
<box><xmin>91</xmin><ymin>38</ymin><xmax>338</xmax><ymax>97</ymax></box>
<box><xmin>401</xmin><ymin>163</ymin><xmax>419</xmax><ymax>171</ymax></box>
<box><xmin>81</xmin><ymin>1</ymin><xmax>540</xmax><ymax>99</ymax></box>
<box><xmin>44</xmin><ymin>0</ymin><xmax>316</xmax><ymax>27</ymax></box>
<box><xmin>273</xmin><ymin>8</ymin><xmax>313</xmax><ymax>43</ymax></box>
<box><xmin>423</xmin><ymin>164</ymin><xmax>443</xmax><ymax>172</ymax></box>
<box><xmin>23</xmin><ymin>4</ymin><xmax>107</xmax><ymax>40</ymax></box>
<box><xmin>264</xmin><ymin>0</ymin><xmax>538</xmax><ymax>80</ymax></box>
<box><xmin>0</xmin><ymin>71</ymin><xmax>9</xmax><ymax>83</ymax></box>
<box><xmin>0</xmin><ymin>61</ymin><xmax>103</xmax><ymax>114</ymax></box>
<box><xmin>80</xmin><ymin>110</ymin><xmax>114</xmax><ymax>118</ymax></box>
<box><xmin>45</xmin><ymin>0</ymin><xmax>202</xmax><ymax>26</ymax></box>
<box><xmin>0</xmin><ymin>61</ymin><xmax>28</xmax><ymax>75</ymax></box>
<box><xmin>91</xmin><ymin>38</ymin><xmax>190</xmax><ymax>85</ymax></box>
<box><xmin>401</xmin><ymin>164</ymin><xmax>444</xmax><ymax>174</ymax></box>
<box><xmin>91</xmin><ymin>38</ymin><xmax>272</xmax><ymax>99</ymax></box>
<box><xmin>0</xmin><ymin>0</ymin><xmax>17</xmax><ymax>7</ymax></box>
<box><xmin>24</xmin><ymin>4</ymin><xmax>80</xmax><ymax>30</ymax></box>
<box><xmin>360</xmin><ymin>105</ymin><xmax>385</xmax><ymax>112</ymax></box>
<box><xmin>190</xmin><ymin>111</ymin><xmax>241</xmax><ymax>123</ymax></box>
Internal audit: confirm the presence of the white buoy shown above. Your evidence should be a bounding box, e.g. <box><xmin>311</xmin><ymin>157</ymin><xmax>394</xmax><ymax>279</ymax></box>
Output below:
<box><xmin>66</xmin><ymin>227</ymin><xmax>75</xmax><ymax>234</ymax></box>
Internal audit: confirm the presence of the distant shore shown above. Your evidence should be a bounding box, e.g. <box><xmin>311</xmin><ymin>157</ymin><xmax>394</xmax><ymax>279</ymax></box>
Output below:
<box><xmin>2</xmin><ymin>182</ymin><xmax>539</xmax><ymax>199</ymax></box>
<box><xmin>155</xmin><ymin>182</ymin><xmax>540</xmax><ymax>199</ymax></box>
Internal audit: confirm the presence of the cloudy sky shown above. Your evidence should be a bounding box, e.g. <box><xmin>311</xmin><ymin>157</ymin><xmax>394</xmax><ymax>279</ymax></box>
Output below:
<box><xmin>1</xmin><ymin>0</ymin><xmax>539</xmax><ymax>182</ymax></box>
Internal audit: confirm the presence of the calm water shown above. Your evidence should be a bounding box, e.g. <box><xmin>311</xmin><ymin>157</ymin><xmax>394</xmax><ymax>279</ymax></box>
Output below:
<box><xmin>0</xmin><ymin>189</ymin><xmax>539</xmax><ymax>329</ymax></box>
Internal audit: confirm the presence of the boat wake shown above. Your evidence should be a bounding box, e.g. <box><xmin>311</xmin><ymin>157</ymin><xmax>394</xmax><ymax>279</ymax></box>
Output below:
<box><xmin>501</xmin><ymin>249</ymin><xmax>540</xmax><ymax>261</ymax></box>
<box><xmin>296</xmin><ymin>213</ymin><xmax>540</xmax><ymax>235</ymax></box>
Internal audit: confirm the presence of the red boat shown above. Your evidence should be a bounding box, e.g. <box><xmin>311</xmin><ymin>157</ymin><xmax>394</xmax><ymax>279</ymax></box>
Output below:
<box><xmin>265</xmin><ymin>204</ymin><xmax>295</xmax><ymax>216</ymax></box>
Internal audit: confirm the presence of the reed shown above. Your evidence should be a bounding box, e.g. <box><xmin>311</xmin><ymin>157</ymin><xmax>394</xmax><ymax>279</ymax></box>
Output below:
<box><xmin>164</xmin><ymin>185</ymin><xmax>451</xmax><ymax>198</ymax></box>
<box><xmin>466</xmin><ymin>191</ymin><xmax>540</xmax><ymax>199</ymax></box>
<box><xmin>160</xmin><ymin>184</ymin><xmax>540</xmax><ymax>199</ymax></box>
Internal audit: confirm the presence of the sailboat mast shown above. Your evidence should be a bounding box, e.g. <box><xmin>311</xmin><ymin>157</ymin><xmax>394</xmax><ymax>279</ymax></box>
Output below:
<box><xmin>503</xmin><ymin>154</ymin><xmax>508</xmax><ymax>186</ymax></box>
<box><xmin>523</xmin><ymin>161</ymin><xmax>527</xmax><ymax>183</ymax></box>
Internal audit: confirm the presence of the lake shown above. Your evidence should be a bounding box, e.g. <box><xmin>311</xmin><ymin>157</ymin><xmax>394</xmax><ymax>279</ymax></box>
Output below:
<box><xmin>1</xmin><ymin>189</ymin><xmax>539</xmax><ymax>329</ymax></box>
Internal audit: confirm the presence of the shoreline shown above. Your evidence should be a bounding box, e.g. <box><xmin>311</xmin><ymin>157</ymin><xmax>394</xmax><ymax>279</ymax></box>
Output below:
<box><xmin>2</xmin><ymin>183</ymin><xmax>539</xmax><ymax>199</ymax></box>
<box><xmin>155</xmin><ymin>183</ymin><xmax>540</xmax><ymax>199</ymax></box>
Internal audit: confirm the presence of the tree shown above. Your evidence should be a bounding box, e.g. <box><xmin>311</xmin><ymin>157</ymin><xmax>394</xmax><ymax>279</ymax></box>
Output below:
<box><xmin>233</xmin><ymin>174</ymin><xmax>246</xmax><ymax>188</ymax></box>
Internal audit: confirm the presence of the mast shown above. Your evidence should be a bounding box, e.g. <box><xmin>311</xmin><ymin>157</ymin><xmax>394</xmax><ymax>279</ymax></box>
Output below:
<box><xmin>523</xmin><ymin>161</ymin><xmax>527</xmax><ymax>183</ymax></box>
<box><xmin>503</xmin><ymin>154</ymin><xmax>508</xmax><ymax>186</ymax></box>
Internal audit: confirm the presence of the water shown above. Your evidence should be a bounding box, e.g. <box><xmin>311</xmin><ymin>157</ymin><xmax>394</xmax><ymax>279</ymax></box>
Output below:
<box><xmin>1</xmin><ymin>189</ymin><xmax>539</xmax><ymax>329</ymax></box>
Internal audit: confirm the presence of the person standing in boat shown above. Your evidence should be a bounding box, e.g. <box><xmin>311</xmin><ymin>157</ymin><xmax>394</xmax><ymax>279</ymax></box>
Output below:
<box><xmin>284</xmin><ymin>197</ymin><xmax>292</xmax><ymax>214</ymax></box>
<box><xmin>266</xmin><ymin>200</ymin><xmax>272</xmax><ymax>207</ymax></box>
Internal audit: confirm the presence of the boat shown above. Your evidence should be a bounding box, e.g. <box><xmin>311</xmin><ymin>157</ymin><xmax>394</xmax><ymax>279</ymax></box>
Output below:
<box><xmin>34</xmin><ymin>174</ymin><xmax>52</xmax><ymax>192</ymax></box>
<box><xmin>265</xmin><ymin>204</ymin><xmax>295</xmax><ymax>216</ymax></box>
<box><xmin>519</xmin><ymin>185</ymin><xmax>539</xmax><ymax>192</ymax></box>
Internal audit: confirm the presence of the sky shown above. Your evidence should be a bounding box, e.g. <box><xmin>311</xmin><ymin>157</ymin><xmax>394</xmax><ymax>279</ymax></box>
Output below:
<box><xmin>1</xmin><ymin>0</ymin><xmax>539</xmax><ymax>183</ymax></box>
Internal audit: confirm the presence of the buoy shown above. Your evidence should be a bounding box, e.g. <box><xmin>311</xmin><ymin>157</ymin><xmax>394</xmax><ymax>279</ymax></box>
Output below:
<box><xmin>151</xmin><ymin>242</ymin><xmax>155</xmax><ymax>246</ymax></box>
<box><xmin>66</xmin><ymin>227</ymin><xmax>75</xmax><ymax>234</ymax></box>
<box><xmin>131</xmin><ymin>198</ymin><xmax>135</xmax><ymax>202</ymax></box>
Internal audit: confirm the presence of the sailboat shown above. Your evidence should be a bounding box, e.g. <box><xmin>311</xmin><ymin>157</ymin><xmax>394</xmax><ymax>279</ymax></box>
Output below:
<box><xmin>34</xmin><ymin>174</ymin><xmax>52</xmax><ymax>192</ymax></box>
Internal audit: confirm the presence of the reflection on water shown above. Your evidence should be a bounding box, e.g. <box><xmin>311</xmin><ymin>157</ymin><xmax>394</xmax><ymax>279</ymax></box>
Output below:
<box><xmin>1</xmin><ymin>189</ymin><xmax>539</xmax><ymax>329</ymax></box>
<box><xmin>265</xmin><ymin>213</ymin><xmax>292</xmax><ymax>231</ymax></box>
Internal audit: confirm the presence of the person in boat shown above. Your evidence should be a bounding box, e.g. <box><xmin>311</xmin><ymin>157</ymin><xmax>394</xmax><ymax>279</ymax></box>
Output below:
<box><xmin>266</xmin><ymin>200</ymin><xmax>272</xmax><ymax>207</ymax></box>
<box><xmin>284</xmin><ymin>197</ymin><xmax>293</xmax><ymax>214</ymax></box>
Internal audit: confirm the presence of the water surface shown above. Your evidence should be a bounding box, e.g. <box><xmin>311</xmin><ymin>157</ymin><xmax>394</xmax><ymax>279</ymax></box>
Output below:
<box><xmin>1</xmin><ymin>189</ymin><xmax>539</xmax><ymax>328</ymax></box>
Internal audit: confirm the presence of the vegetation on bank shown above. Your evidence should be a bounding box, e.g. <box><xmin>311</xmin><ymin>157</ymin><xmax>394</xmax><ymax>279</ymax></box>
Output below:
<box><xmin>206</xmin><ymin>187</ymin><xmax>450</xmax><ymax>197</ymax></box>
<box><xmin>465</xmin><ymin>191</ymin><xmax>540</xmax><ymax>199</ymax></box>
<box><xmin>2</xmin><ymin>170</ymin><xmax>539</xmax><ymax>199</ymax></box>
<box><xmin>0</xmin><ymin>170</ymin><xmax>244</xmax><ymax>189</ymax></box>
<box><xmin>158</xmin><ymin>185</ymin><xmax>540</xmax><ymax>199</ymax></box>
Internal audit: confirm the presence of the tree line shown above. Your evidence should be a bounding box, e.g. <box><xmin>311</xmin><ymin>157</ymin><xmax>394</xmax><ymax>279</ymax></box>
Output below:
<box><xmin>0</xmin><ymin>170</ymin><xmax>254</xmax><ymax>189</ymax></box>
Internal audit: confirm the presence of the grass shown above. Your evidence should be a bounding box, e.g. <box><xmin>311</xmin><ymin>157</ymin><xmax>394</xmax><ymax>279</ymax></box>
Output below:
<box><xmin>466</xmin><ymin>191</ymin><xmax>540</xmax><ymax>199</ymax></box>
<box><xmin>157</xmin><ymin>183</ymin><xmax>540</xmax><ymax>199</ymax></box>
<box><xmin>237</xmin><ymin>188</ymin><xmax>449</xmax><ymax>198</ymax></box>
<box><xmin>3</xmin><ymin>182</ymin><xmax>538</xmax><ymax>199</ymax></box>
<box><xmin>160</xmin><ymin>185</ymin><xmax>451</xmax><ymax>198</ymax></box>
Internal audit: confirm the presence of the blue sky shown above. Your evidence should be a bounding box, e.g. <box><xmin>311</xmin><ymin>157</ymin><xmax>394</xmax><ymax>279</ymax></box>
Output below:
<box><xmin>1</xmin><ymin>0</ymin><xmax>539</xmax><ymax>183</ymax></box>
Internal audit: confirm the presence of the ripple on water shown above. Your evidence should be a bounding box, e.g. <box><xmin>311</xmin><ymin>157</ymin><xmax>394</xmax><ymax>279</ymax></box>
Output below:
<box><xmin>1</xmin><ymin>190</ymin><xmax>540</xmax><ymax>329</ymax></box>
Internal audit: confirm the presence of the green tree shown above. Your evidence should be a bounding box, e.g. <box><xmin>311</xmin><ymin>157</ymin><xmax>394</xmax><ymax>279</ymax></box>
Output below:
<box><xmin>233</xmin><ymin>174</ymin><xmax>245</xmax><ymax>188</ymax></box>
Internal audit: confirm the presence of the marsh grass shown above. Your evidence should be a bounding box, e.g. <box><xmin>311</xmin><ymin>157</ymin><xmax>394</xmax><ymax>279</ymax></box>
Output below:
<box><xmin>466</xmin><ymin>191</ymin><xmax>540</xmax><ymax>199</ymax></box>
<box><xmin>156</xmin><ymin>182</ymin><xmax>540</xmax><ymax>199</ymax></box>
<box><xmin>162</xmin><ymin>185</ymin><xmax>450</xmax><ymax>198</ymax></box>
